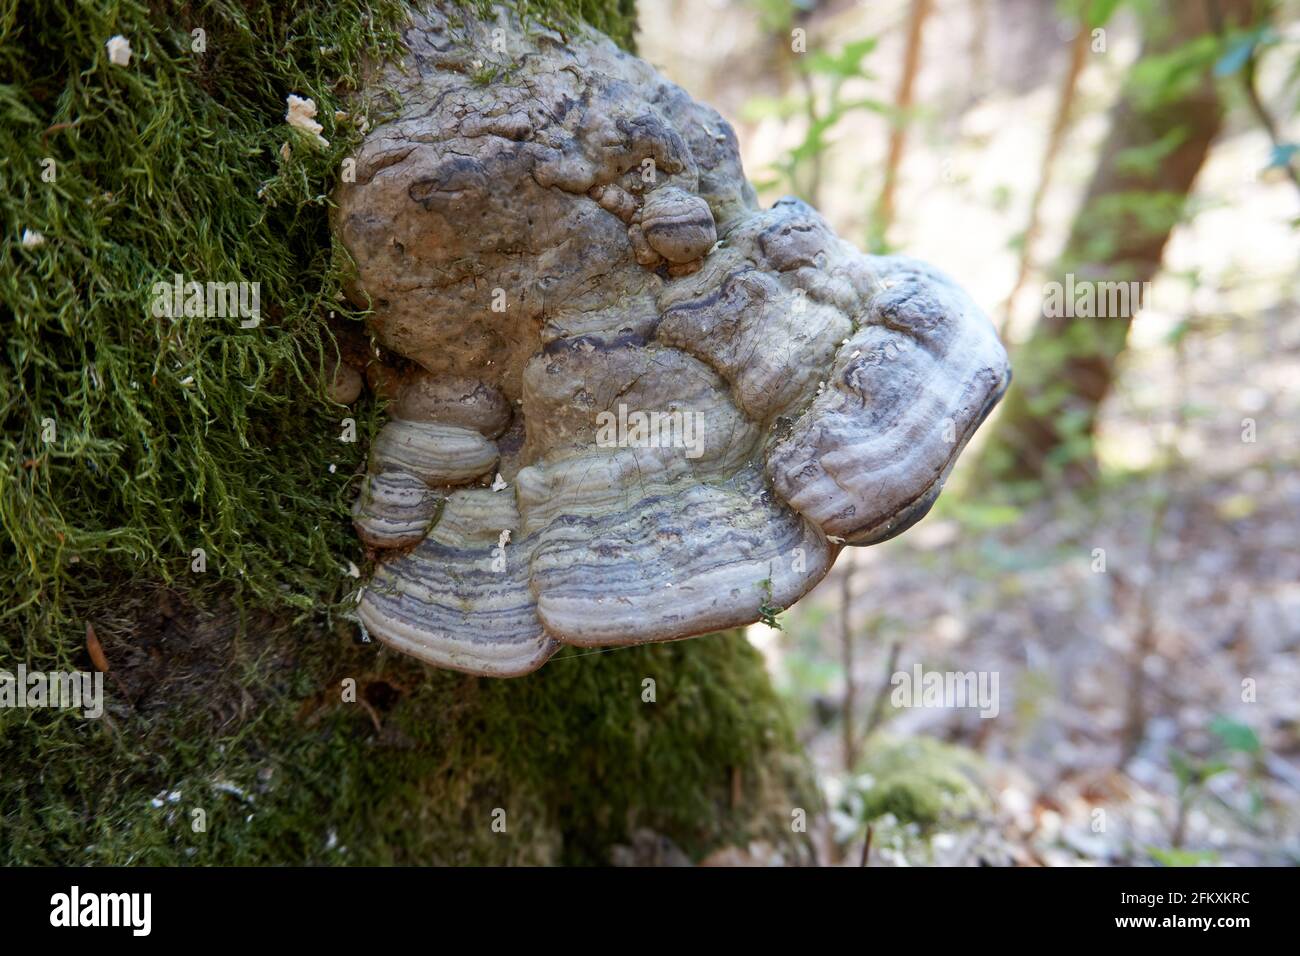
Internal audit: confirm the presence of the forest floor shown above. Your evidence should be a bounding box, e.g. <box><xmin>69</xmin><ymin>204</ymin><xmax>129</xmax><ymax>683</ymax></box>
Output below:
<box><xmin>760</xmin><ymin>296</ymin><xmax>1300</xmax><ymax>866</ymax></box>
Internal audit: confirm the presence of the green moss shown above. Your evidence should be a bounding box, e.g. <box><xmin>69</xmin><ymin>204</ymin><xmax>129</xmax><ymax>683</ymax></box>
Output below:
<box><xmin>2</xmin><ymin>610</ymin><xmax>815</xmax><ymax>864</ymax></box>
<box><xmin>0</xmin><ymin>0</ymin><xmax>640</xmax><ymax>646</ymax></box>
<box><xmin>459</xmin><ymin>0</ymin><xmax>639</xmax><ymax>51</ymax></box>
<box><xmin>2</xmin><ymin>0</ymin><xmax>410</xmax><ymax>650</ymax></box>
<box><xmin>848</xmin><ymin>737</ymin><xmax>988</xmax><ymax>829</ymax></box>
<box><xmin>0</xmin><ymin>1</ymin><xmax>813</xmax><ymax>865</ymax></box>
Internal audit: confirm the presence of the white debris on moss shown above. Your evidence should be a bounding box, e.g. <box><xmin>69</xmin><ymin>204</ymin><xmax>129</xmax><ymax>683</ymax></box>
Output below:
<box><xmin>105</xmin><ymin>35</ymin><xmax>131</xmax><ymax>67</ymax></box>
<box><xmin>21</xmin><ymin>229</ymin><xmax>45</xmax><ymax>248</ymax></box>
<box><xmin>285</xmin><ymin>94</ymin><xmax>329</xmax><ymax>148</ymax></box>
<box><xmin>212</xmin><ymin>779</ymin><xmax>253</xmax><ymax>803</ymax></box>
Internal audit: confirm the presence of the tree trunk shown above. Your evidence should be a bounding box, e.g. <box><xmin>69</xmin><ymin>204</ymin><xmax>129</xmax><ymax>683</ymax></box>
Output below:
<box><xmin>0</xmin><ymin>0</ymin><xmax>818</xmax><ymax>867</ymax></box>
<box><xmin>979</xmin><ymin>0</ymin><xmax>1255</xmax><ymax>485</ymax></box>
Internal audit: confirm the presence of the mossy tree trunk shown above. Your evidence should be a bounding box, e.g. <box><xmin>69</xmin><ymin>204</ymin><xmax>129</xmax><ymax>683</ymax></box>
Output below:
<box><xmin>0</xmin><ymin>0</ymin><xmax>818</xmax><ymax>865</ymax></box>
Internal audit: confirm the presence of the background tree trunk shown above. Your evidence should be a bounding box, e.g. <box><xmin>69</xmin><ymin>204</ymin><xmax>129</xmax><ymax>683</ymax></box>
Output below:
<box><xmin>979</xmin><ymin>0</ymin><xmax>1257</xmax><ymax>486</ymax></box>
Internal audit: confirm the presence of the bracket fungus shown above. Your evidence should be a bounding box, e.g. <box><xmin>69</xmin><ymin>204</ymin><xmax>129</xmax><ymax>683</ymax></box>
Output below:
<box><xmin>334</xmin><ymin>6</ymin><xmax>1011</xmax><ymax>677</ymax></box>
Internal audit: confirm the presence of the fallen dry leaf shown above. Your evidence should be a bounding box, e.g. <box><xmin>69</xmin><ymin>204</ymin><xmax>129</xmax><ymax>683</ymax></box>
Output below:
<box><xmin>85</xmin><ymin>622</ymin><xmax>110</xmax><ymax>673</ymax></box>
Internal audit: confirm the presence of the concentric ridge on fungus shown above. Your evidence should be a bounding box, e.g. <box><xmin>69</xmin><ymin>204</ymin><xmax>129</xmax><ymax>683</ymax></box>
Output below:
<box><xmin>335</xmin><ymin>5</ymin><xmax>1011</xmax><ymax>676</ymax></box>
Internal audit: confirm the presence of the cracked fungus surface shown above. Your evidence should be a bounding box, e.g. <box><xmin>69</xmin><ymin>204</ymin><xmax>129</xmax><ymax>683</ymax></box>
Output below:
<box><xmin>334</xmin><ymin>6</ymin><xmax>1011</xmax><ymax>676</ymax></box>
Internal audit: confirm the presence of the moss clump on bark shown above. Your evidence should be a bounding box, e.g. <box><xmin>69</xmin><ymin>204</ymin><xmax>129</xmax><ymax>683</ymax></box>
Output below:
<box><xmin>458</xmin><ymin>0</ymin><xmax>639</xmax><ymax>50</ymax></box>
<box><xmin>1</xmin><ymin>1</ymin><xmax>817</xmax><ymax>864</ymax></box>
<box><xmin>849</xmin><ymin>737</ymin><xmax>988</xmax><ymax>829</ymax></box>
<box><xmin>3</xmin><ymin>600</ymin><xmax>815</xmax><ymax>865</ymax></box>
<box><xmin>2</xmin><ymin>0</ymin><xmax>407</xmax><ymax>655</ymax></box>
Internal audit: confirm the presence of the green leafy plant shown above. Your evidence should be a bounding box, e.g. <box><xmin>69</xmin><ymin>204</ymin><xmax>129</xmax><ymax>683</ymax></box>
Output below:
<box><xmin>744</xmin><ymin>36</ymin><xmax>887</xmax><ymax>208</ymax></box>
<box><xmin>757</xmin><ymin>577</ymin><xmax>785</xmax><ymax>630</ymax></box>
<box><xmin>1160</xmin><ymin>714</ymin><xmax>1266</xmax><ymax>856</ymax></box>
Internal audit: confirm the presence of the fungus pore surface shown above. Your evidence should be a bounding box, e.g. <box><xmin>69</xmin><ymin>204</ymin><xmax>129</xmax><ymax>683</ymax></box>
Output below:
<box><xmin>334</xmin><ymin>5</ymin><xmax>1011</xmax><ymax>676</ymax></box>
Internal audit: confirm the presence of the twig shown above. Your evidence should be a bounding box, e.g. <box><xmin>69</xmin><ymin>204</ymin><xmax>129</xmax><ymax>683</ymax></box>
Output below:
<box><xmin>1000</xmin><ymin>18</ymin><xmax>1092</xmax><ymax>336</ymax></box>
<box><xmin>864</xmin><ymin>637</ymin><xmax>902</xmax><ymax>738</ymax></box>
<box><xmin>41</xmin><ymin>119</ymin><xmax>81</xmax><ymax>146</ymax></box>
<box><xmin>876</xmin><ymin>0</ymin><xmax>932</xmax><ymax>241</ymax></box>
<box><xmin>1119</xmin><ymin>333</ymin><xmax>1190</xmax><ymax>767</ymax></box>
<box><xmin>840</xmin><ymin>556</ymin><xmax>858</xmax><ymax>770</ymax></box>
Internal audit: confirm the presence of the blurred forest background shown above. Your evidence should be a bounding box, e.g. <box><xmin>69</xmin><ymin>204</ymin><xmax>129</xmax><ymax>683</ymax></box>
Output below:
<box><xmin>635</xmin><ymin>0</ymin><xmax>1300</xmax><ymax>865</ymax></box>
